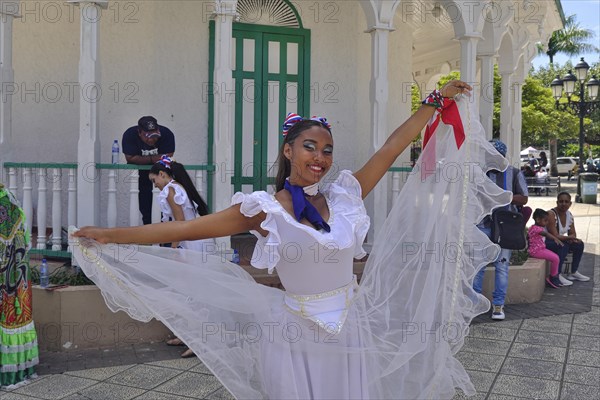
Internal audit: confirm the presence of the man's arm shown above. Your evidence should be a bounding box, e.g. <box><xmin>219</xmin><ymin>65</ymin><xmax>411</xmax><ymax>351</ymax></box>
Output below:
<box><xmin>124</xmin><ymin>153</ymin><xmax>173</xmax><ymax>165</ymax></box>
<box><xmin>512</xmin><ymin>168</ymin><xmax>529</xmax><ymax>206</ymax></box>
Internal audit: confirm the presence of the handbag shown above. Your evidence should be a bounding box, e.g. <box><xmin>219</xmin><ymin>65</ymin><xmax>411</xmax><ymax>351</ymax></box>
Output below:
<box><xmin>491</xmin><ymin>170</ymin><xmax>527</xmax><ymax>250</ymax></box>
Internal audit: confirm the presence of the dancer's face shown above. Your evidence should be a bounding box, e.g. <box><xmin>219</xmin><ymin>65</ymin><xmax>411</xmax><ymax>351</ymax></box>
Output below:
<box><xmin>284</xmin><ymin>126</ymin><xmax>333</xmax><ymax>187</ymax></box>
<box><xmin>556</xmin><ymin>194</ymin><xmax>572</xmax><ymax>213</ymax></box>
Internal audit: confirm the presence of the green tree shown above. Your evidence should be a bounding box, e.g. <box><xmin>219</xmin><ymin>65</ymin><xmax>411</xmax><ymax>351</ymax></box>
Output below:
<box><xmin>537</xmin><ymin>14</ymin><xmax>599</xmax><ymax>172</ymax></box>
<box><xmin>524</xmin><ymin>62</ymin><xmax>599</xmax><ymax>174</ymax></box>
<box><xmin>542</xmin><ymin>15</ymin><xmax>599</xmax><ymax>64</ymax></box>
<box><xmin>411</xmin><ymin>83</ymin><xmax>422</xmax><ymax>114</ymax></box>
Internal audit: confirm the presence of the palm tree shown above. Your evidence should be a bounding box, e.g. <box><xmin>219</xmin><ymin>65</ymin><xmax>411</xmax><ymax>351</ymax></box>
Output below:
<box><xmin>539</xmin><ymin>15</ymin><xmax>599</xmax><ymax>175</ymax></box>
<box><xmin>544</xmin><ymin>15</ymin><xmax>599</xmax><ymax>64</ymax></box>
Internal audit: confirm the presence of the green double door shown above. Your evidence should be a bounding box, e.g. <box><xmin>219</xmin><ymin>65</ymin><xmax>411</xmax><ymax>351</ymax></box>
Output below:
<box><xmin>230</xmin><ymin>23</ymin><xmax>310</xmax><ymax>193</ymax></box>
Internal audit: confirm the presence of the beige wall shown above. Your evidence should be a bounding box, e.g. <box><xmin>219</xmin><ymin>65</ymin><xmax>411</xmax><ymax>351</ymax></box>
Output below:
<box><xmin>10</xmin><ymin>0</ymin><xmax>417</xmax><ymax>224</ymax></box>
<box><xmin>12</xmin><ymin>1</ymin><xmax>211</xmax><ymax>165</ymax></box>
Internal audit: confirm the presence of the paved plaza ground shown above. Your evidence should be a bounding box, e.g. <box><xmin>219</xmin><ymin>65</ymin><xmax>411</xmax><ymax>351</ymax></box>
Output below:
<box><xmin>1</xmin><ymin>181</ymin><xmax>598</xmax><ymax>400</ymax></box>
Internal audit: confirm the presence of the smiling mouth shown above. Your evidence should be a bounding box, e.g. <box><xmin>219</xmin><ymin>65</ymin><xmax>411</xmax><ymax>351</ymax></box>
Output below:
<box><xmin>308</xmin><ymin>164</ymin><xmax>324</xmax><ymax>173</ymax></box>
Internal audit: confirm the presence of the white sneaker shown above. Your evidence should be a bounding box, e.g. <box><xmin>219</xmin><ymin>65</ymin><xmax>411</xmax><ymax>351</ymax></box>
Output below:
<box><xmin>491</xmin><ymin>305</ymin><xmax>505</xmax><ymax>320</ymax></box>
<box><xmin>559</xmin><ymin>274</ymin><xmax>573</xmax><ymax>286</ymax></box>
<box><xmin>566</xmin><ymin>271</ymin><xmax>590</xmax><ymax>282</ymax></box>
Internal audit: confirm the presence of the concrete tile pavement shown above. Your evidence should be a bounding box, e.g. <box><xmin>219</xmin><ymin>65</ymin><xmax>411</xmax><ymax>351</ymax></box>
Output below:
<box><xmin>1</xmin><ymin>183</ymin><xmax>598</xmax><ymax>400</ymax></box>
<box><xmin>454</xmin><ymin>182</ymin><xmax>600</xmax><ymax>400</ymax></box>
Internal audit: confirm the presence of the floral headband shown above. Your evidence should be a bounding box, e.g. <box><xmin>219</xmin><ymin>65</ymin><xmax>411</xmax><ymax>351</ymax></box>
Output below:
<box><xmin>157</xmin><ymin>155</ymin><xmax>173</xmax><ymax>169</ymax></box>
<box><xmin>281</xmin><ymin>113</ymin><xmax>332</xmax><ymax>137</ymax></box>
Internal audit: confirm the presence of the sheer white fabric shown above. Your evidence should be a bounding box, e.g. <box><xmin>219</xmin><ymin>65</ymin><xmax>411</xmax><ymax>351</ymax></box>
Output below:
<box><xmin>71</xmin><ymin>97</ymin><xmax>510</xmax><ymax>399</ymax></box>
<box><xmin>157</xmin><ymin>181</ymin><xmax>215</xmax><ymax>252</ymax></box>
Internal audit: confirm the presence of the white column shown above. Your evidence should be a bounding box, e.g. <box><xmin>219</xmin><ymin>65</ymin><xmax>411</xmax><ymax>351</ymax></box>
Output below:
<box><xmin>367</xmin><ymin>26</ymin><xmax>392</xmax><ymax>241</ymax></box>
<box><xmin>212</xmin><ymin>2</ymin><xmax>236</xmax><ymax>247</ymax></box>
<box><xmin>458</xmin><ymin>36</ymin><xmax>480</xmax><ymax>87</ymax></box>
<box><xmin>0</xmin><ymin>4</ymin><xmax>18</xmax><ymax>169</ymax></box>
<box><xmin>479</xmin><ymin>54</ymin><xmax>495</xmax><ymax>140</ymax></box>
<box><xmin>499</xmin><ymin>72</ymin><xmax>513</xmax><ymax>159</ymax></box>
<box><xmin>72</xmin><ymin>0</ymin><xmax>107</xmax><ymax>227</ymax></box>
<box><xmin>509</xmin><ymin>79</ymin><xmax>523</xmax><ymax>165</ymax></box>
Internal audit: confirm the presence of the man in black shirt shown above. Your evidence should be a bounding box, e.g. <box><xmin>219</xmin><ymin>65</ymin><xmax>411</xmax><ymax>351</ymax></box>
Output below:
<box><xmin>122</xmin><ymin>116</ymin><xmax>175</xmax><ymax>224</ymax></box>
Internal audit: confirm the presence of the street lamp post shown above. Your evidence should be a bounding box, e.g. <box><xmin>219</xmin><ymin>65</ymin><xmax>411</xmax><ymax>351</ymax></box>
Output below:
<box><xmin>550</xmin><ymin>57</ymin><xmax>600</xmax><ymax>174</ymax></box>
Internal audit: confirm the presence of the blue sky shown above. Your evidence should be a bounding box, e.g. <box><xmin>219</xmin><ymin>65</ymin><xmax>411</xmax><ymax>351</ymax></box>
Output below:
<box><xmin>531</xmin><ymin>0</ymin><xmax>600</xmax><ymax>69</ymax></box>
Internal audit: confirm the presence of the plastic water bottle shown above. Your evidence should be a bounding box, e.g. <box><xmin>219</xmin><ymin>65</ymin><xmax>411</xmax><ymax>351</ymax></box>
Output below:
<box><xmin>40</xmin><ymin>259</ymin><xmax>49</xmax><ymax>288</ymax></box>
<box><xmin>111</xmin><ymin>139</ymin><xmax>120</xmax><ymax>164</ymax></box>
<box><xmin>231</xmin><ymin>249</ymin><xmax>240</xmax><ymax>264</ymax></box>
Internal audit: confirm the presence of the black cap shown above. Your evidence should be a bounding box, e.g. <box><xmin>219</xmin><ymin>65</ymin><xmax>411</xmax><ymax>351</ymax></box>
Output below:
<box><xmin>138</xmin><ymin>116</ymin><xmax>160</xmax><ymax>137</ymax></box>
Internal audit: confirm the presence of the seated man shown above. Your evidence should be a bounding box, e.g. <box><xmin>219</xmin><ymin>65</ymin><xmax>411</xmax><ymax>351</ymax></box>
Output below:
<box><xmin>546</xmin><ymin>192</ymin><xmax>589</xmax><ymax>286</ymax></box>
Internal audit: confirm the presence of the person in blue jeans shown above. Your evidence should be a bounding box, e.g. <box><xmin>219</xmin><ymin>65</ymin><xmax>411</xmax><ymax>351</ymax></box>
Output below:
<box><xmin>545</xmin><ymin>192</ymin><xmax>589</xmax><ymax>284</ymax></box>
<box><xmin>473</xmin><ymin>140</ymin><xmax>529</xmax><ymax>320</ymax></box>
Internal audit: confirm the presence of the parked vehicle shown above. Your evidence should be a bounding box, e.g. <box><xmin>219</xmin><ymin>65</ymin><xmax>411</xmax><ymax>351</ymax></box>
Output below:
<box><xmin>521</xmin><ymin>156</ymin><xmax>538</xmax><ymax>169</ymax></box>
<box><xmin>584</xmin><ymin>158</ymin><xmax>599</xmax><ymax>172</ymax></box>
<box><xmin>556</xmin><ymin>157</ymin><xmax>578</xmax><ymax>176</ymax></box>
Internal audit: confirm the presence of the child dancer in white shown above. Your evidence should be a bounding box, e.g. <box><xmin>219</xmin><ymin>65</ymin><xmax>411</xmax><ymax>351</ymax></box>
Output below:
<box><xmin>149</xmin><ymin>156</ymin><xmax>215</xmax><ymax>357</ymax></box>
<box><xmin>149</xmin><ymin>156</ymin><xmax>214</xmax><ymax>252</ymax></box>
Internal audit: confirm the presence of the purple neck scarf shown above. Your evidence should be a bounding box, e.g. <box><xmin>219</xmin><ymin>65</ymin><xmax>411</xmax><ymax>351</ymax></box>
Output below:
<box><xmin>284</xmin><ymin>180</ymin><xmax>331</xmax><ymax>232</ymax></box>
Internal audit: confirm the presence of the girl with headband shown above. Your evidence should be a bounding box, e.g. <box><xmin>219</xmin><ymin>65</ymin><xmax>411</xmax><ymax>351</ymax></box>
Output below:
<box><xmin>149</xmin><ymin>155</ymin><xmax>211</xmax><ymax>251</ymax></box>
<box><xmin>149</xmin><ymin>156</ymin><xmax>215</xmax><ymax>358</ymax></box>
<box><xmin>72</xmin><ymin>80</ymin><xmax>510</xmax><ymax>399</ymax></box>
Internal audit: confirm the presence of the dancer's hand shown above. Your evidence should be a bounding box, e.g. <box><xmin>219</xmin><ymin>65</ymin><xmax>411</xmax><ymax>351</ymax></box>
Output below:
<box><xmin>72</xmin><ymin>226</ymin><xmax>112</xmax><ymax>244</ymax></box>
<box><xmin>440</xmin><ymin>80</ymin><xmax>472</xmax><ymax>98</ymax></box>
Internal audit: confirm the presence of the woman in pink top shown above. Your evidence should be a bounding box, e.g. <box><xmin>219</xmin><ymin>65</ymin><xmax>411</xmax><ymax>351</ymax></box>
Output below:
<box><xmin>528</xmin><ymin>209</ymin><xmax>563</xmax><ymax>288</ymax></box>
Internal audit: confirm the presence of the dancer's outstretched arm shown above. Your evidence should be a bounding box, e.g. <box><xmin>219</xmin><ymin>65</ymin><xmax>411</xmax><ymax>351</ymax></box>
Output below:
<box><xmin>73</xmin><ymin>205</ymin><xmax>266</xmax><ymax>244</ymax></box>
<box><xmin>354</xmin><ymin>80</ymin><xmax>471</xmax><ymax>198</ymax></box>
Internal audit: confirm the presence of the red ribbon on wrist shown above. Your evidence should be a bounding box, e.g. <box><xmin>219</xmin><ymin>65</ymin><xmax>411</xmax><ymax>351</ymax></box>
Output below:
<box><xmin>420</xmin><ymin>99</ymin><xmax>465</xmax><ymax>180</ymax></box>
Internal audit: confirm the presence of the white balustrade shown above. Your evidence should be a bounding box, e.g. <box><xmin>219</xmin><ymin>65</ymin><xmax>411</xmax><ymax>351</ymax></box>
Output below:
<box><xmin>4</xmin><ymin>164</ymin><xmax>211</xmax><ymax>253</ymax></box>
<box><xmin>52</xmin><ymin>168</ymin><xmax>62</xmax><ymax>251</ymax></box>
<box><xmin>67</xmin><ymin>168</ymin><xmax>77</xmax><ymax>253</ymax></box>
<box><xmin>129</xmin><ymin>169</ymin><xmax>140</xmax><ymax>226</ymax></box>
<box><xmin>392</xmin><ymin>171</ymin><xmax>401</xmax><ymax>199</ymax></box>
<box><xmin>68</xmin><ymin>169</ymin><xmax>77</xmax><ymax>227</ymax></box>
<box><xmin>36</xmin><ymin>168</ymin><xmax>47</xmax><ymax>250</ymax></box>
<box><xmin>22</xmin><ymin>168</ymin><xmax>33</xmax><ymax>234</ymax></box>
<box><xmin>151</xmin><ymin>186</ymin><xmax>160</xmax><ymax>224</ymax></box>
<box><xmin>195</xmin><ymin>170</ymin><xmax>206</xmax><ymax>200</ymax></box>
<box><xmin>107</xmin><ymin>169</ymin><xmax>117</xmax><ymax>228</ymax></box>
<box><xmin>8</xmin><ymin>167</ymin><xmax>17</xmax><ymax>193</ymax></box>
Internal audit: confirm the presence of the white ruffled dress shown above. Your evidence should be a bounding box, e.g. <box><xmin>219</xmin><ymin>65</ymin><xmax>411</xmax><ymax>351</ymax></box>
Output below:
<box><xmin>71</xmin><ymin>98</ymin><xmax>511</xmax><ymax>399</ymax></box>
<box><xmin>157</xmin><ymin>180</ymin><xmax>215</xmax><ymax>252</ymax></box>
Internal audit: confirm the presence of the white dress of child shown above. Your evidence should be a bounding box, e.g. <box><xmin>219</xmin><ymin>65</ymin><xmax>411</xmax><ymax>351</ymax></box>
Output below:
<box><xmin>157</xmin><ymin>180</ymin><xmax>215</xmax><ymax>252</ymax></box>
<box><xmin>71</xmin><ymin>98</ymin><xmax>511</xmax><ymax>399</ymax></box>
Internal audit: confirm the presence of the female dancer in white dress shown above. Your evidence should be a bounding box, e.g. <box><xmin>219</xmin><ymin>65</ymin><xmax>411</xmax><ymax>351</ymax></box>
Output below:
<box><xmin>149</xmin><ymin>156</ymin><xmax>215</xmax><ymax>357</ymax></box>
<box><xmin>149</xmin><ymin>156</ymin><xmax>214</xmax><ymax>252</ymax></box>
<box><xmin>72</xmin><ymin>80</ymin><xmax>512</xmax><ymax>399</ymax></box>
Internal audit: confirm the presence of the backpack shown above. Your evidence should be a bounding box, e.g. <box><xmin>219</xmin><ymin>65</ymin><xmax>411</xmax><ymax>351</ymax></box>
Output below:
<box><xmin>490</xmin><ymin>169</ymin><xmax>527</xmax><ymax>250</ymax></box>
